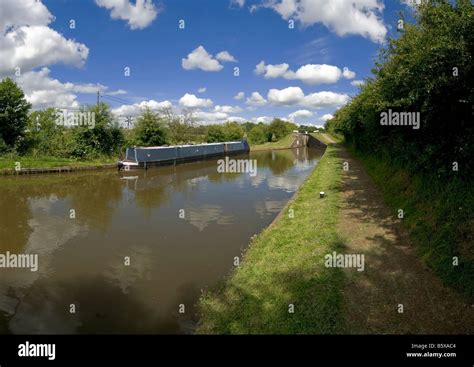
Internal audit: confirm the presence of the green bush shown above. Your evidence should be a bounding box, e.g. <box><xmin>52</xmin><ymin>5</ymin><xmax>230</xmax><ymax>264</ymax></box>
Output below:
<box><xmin>133</xmin><ymin>108</ymin><xmax>168</xmax><ymax>147</ymax></box>
<box><xmin>70</xmin><ymin>103</ymin><xmax>124</xmax><ymax>158</ymax></box>
<box><xmin>327</xmin><ymin>0</ymin><xmax>473</xmax><ymax>181</ymax></box>
<box><xmin>248</xmin><ymin>125</ymin><xmax>268</xmax><ymax>144</ymax></box>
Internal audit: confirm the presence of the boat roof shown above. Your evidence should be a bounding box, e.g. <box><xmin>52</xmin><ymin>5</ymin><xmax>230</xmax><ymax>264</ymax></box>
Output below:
<box><xmin>134</xmin><ymin>141</ymin><xmax>244</xmax><ymax>149</ymax></box>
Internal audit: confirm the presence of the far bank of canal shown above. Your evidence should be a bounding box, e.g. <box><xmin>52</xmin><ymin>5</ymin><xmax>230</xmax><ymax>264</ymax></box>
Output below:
<box><xmin>0</xmin><ymin>146</ymin><xmax>325</xmax><ymax>334</ymax></box>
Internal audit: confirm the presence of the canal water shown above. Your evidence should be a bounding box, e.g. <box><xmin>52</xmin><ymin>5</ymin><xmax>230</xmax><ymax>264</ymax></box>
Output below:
<box><xmin>0</xmin><ymin>147</ymin><xmax>324</xmax><ymax>334</ymax></box>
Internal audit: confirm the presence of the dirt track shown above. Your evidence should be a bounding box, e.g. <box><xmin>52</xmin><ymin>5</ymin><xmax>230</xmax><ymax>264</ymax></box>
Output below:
<box><xmin>336</xmin><ymin>145</ymin><xmax>474</xmax><ymax>334</ymax></box>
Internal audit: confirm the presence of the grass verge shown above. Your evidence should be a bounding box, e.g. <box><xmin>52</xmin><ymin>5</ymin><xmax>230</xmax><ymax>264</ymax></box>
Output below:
<box><xmin>0</xmin><ymin>155</ymin><xmax>116</xmax><ymax>170</ymax></box>
<box><xmin>250</xmin><ymin>134</ymin><xmax>295</xmax><ymax>151</ymax></box>
<box><xmin>197</xmin><ymin>144</ymin><xmax>346</xmax><ymax>334</ymax></box>
<box><xmin>349</xmin><ymin>147</ymin><xmax>474</xmax><ymax>302</ymax></box>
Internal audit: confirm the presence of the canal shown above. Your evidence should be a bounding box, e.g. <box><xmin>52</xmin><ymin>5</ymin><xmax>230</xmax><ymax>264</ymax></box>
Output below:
<box><xmin>0</xmin><ymin>147</ymin><xmax>325</xmax><ymax>334</ymax></box>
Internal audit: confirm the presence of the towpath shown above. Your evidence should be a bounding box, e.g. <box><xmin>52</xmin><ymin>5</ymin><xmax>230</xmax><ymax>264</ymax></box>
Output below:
<box><xmin>336</xmin><ymin>144</ymin><xmax>474</xmax><ymax>333</ymax></box>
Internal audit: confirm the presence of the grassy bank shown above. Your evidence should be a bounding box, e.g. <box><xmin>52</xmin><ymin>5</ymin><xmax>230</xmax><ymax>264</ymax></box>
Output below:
<box><xmin>250</xmin><ymin>134</ymin><xmax>294</xmax><ymax>151</ymax></box>
<box><xmin>197</xmin><ymin>144</ymin><xmax>346</xmax><ymax>334</ymax></box>
<box><xmin>349</xmin><ymin>147</ymin><xmax>474</xmax><ymax>301</ymax></box>
<box><xmin>0</xmin><ymin>155</ymin><xmax>116</xmax><ymax>171</ymax></box>
<box><xmin>311</xmin><ymin>132</ymin><xmax>343</xmax><ymax>145</ymax></box>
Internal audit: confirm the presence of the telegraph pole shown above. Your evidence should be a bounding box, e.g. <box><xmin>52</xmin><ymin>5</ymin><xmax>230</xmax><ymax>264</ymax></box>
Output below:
<box><xmin>97</xmin><ymin>90</ymin><xmax>100</xmax><ymax>106</ymax></box>
<box><xmin>125</xmin><ymin>116</ymin><xmax>133</xmax><ymax>129</ymax></box>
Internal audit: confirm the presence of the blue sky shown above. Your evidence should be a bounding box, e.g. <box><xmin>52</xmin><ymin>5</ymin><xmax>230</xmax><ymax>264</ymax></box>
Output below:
<box><xmin>1</xmin><ymin>0</ymin><xmax>417</xmax><ymax>126</ymax></box>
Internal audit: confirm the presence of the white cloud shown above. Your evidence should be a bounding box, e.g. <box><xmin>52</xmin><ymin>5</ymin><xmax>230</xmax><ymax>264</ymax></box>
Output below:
<box><xmin>198</xmin><ymin>87</ymin><xmax>207</xmax><ymax>93</ymax></box>
<box><xmin>342</xmin><ymin>67</ymin><xmax>356</xmax><ymax>79</ymax></box>
<box><xmin>351</xmin><ymin>79</ymin><xmax>365</xmax><ymax>87</ymax></box>
<box><xmin>179</xmin><ymin>93</ymin><xmax>213</xmax><ymax>108</ymax></box>
<box><xmin>112</xmin><ymin>99</ymin><xmax>172</xmax><ymax>116</ymax></box>
<box><xmin>193</xmin><ymin>110</ymin><xmax>229</xmax><ymax>124</ymax></box>
<box><xmin>254</xmin><ymin>61</ymin><xmax>356</xmax><ymax>85</ymax></box>
<box><xmin>182</xmin><ymin>46</ymin><xmax>224</xmax><ymax>72</ymax></box>
<box><xmin>284</xmin><ymin>64</ymin><xmax>342</xmax><ymax>84</ymax></box>
<box><xmin>255</xmin><ymin>60</ymin><xmax>290</xmax><ymax>79</ymax></box>
<box><xmin>252</xmin><ymin>116</ymin><xmax>273</xmax><ymax>124</ymax></box>
<box><xmin>214</xmin><ymin>105</ymin><xmax>243</xmax><ymax>113</ymax></box>
<box><xmin>231</xmin><ymin>0</ymin><xmax>246</xmax><ymax>7</ymax></box>
<box><xmin>0</xmin><ymin>1</ymin><xmax>89</xmax><ymax>75</ymax></box>
<box><xmin>227</xmin><ymin>116</ymin><xmax>247</xmax><ymax>123</ymax></box>
<box><xmin>288</xmin><ymin>109</ymin><xmax>314</xmax><ymax>121</ymax></box>
<box><xmin>182</xmin><ymin>47</ymin><xmax>237</xmax><ymax>72</ymax></box>
<box><xmin>246</xmin><ymin>92</ymin><xmax>267</xmax><ymax>107</ymax></box>
<box><xmin>216</xmin><ymin>51</ymin><xmax>237</xmax><ymax>62</ymax></box>
<box><xmin>302</xmin><ymin>91</ymin><xmax>350</xmax><ymax>108</ymax></box>
<box><xmin>108</xmin><ymin>89</ymin><xmax>127</xmax><ymax>95</ymax></box>
<box><xmin>264</xmin><ymin>86</ymin><xmax>350</xmax><ymax>109</ymax></box>
<box><xmin>321</xmin><ymin>113</ymin><xmax>334</xmax><ymax>122</ymax></box>
<box><xmin>234</xmin><ymin>91</ymin><xmax>245</xmax><ymax>100</ymax></box>
<box><xmin>95</xmin><ymin>0</ymin><xmax>159</xmax><ymax>30</ymax></box>
<box><xmin>402</xmin><ymin>0</ymin><xmax>423</xmax><ymax>8</ymax></box>
<box><xmin>15</xmin><ymin>68</ymin><xmax>105</xmax><ymax>109</ymax></box>
<box><xmin>256</xmin><ymin>0</ymin><xmax>387</xmax><ymax>43</ymax></box>
<box><xmin>0</xmin><ymin>0</ymin><xmax>52</xmax><ymax>33</ymax></box>
<box><xmin>267</xmin><ymin>87</ymin><xmax>304</xmax><ymax>106</ymax></box>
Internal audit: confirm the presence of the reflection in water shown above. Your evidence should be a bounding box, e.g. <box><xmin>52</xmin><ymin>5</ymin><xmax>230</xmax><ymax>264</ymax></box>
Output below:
<box><xmin>0</xmin><ymin>147</ymin><xmax>325</xmax><ymax>334</ymax></box>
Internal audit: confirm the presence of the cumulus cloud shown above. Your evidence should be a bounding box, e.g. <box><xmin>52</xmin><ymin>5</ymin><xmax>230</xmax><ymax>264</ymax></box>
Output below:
<box><xmin>252</xmin><ymin>116</ymin><xmax>273</xmax><ymax>124</ymax></box>
<box><xmin>288</xmin><ymin>109</ymin><xmax>314</xmax><ymax>121</ymax></box>
<box><xmin>231</xmin><ymin>0</ymin><xmax>246</xmax><ymax>7</ymax></box>
<box><xmin>246</xmin><ymin>92</ymin><xmax>267</xmax><ymax>107</ymax></box>
<box><xmin>227</xmin><ymin>116</ymin><xmax>247</xmax><ymax>123</ymax></box>
<box><xmin>112</xmin><ymin>99</ymin><xmax>173</xmax><ymax>116</ymax></box>
<box><xmin>255</xmin><ymin>61</ymin><xmax>290</xmax><ymax>78</ymax></box>
<box><xmin>0</xmin><ymin>0</ymin><xmax>52</xmax><ymax>32</ymax></box>
<box><xmin>214</xmin><ymin>105</ymin><xmax>243</xmax><ymax>113</ymax></box>
<box><xmin>267</xmin><ymin>87</ymin><xmax>305</xmax><ymax>106</ymax></box>
<box><xmin>0</xmin><ymin>0</ymin><xmax>89</xmax><ymax>75</ymax></box>
<box><xmin>182</xmin><ymin>46</ymin><xmax>223</xmax><ymax>71</ymax></box>
<box><xmin>254</xmin><ymin>61</ymin><xmax>356</xmax><ymax>85</ymax></box>
<box><xmin>179</xmin><ymin>93</ymin><xmax>213</xmax><ymax>108</ymax></box>
<box><xmin>342</xmin><ymin>67</ymin><xmax>356</xmax><ymax>79</ymax></box>
<box><xmin>95</xmin><ymin>0</ymin><xmax>159</xmax><ymax>30</ymax></box>
<box><xmin>108</xmin><ymin>89</ymin><xmax>127</xmax><ymax>95</ymax></box>
<box><xmin>351</xmin><ymin>79</ymin><xmax>365</xmax><ymax>87</ymax></box>
<box><xmin>216</xmin><ymin>51</ymin><xmax>237</xmax><ymax>62</ymax></box>
<box><xmin>234</xmin><ymin>91</ymin><xmax>245</xmax><ymax>100</ymax></box>
<box><xmin>320</xmin><ymin>113</ymin><xmax>334</xmax><ymax>122</ymax></box>
<box><xmin>15</xmin><ymin>68</ymin><xmax>106</xmax><ymax>109</ymax></box>
<box><xmin>182</xmin><ymin>46</ymin><xmax>236</xmax><ymax>72</ymax></box>
<box><xmin>255</xmin><ymin>0</ymin><xmax>387</xmax><ymax>43</ymax></box>
<box><xmin>285</xmin><ymin>64</ymin><xmax>342</xmax><ymax>84</ymax></box>
<box><xmin>265</xmin><ymin>86</ymin><xmax>349</xmax><ymax>109</ymax></box>
<box><xmin>402</xmin><ymin>0</ymin><xmax>423</xmax><ymax>8</ymax></box>
<box><xmin>198</xmin><ymin>87</ymin><xmax>207</xmax><ymax>93</ymax></box>
<box><xmin>192</xmin><ymin>110</ymin><xmax>244</xmax><ymax>125</ymax></box>
<box><xmin>302</xmin><ymin>91</ymin><xmax>350</xmax><ymax>108</ymax></box>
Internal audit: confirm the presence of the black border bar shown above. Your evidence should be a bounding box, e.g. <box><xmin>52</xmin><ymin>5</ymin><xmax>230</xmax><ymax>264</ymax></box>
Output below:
<box><xmin>0</xmin><ymin>335</ymin><xmax>472</xmax><ymax>363</ymax></box>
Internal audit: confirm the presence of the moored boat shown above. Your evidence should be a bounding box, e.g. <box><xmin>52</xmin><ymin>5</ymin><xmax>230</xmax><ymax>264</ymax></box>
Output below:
<box><xmin>118</xmin><ymin>140</ymin><xmax>250</xmax><ymax>170</ymax></box>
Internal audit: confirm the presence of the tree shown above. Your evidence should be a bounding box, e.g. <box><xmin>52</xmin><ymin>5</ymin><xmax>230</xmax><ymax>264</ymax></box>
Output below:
<box><xmin>248</xmin><ymin>125</ymin><xmax>267</xmax><ymax>144</ymax></box>
<box><xmin>27</xmin><ymin>108</ymin><xmax>68</xmax><ymax>156</ymax></box>
<box><xmin>166</xmin><ymin>116</ymin><xmax>197</xmax><ymax>144</ymax></box>
<box><xmin>134</xmin><ymin>108</ymin><xmax>168</xmax><ymax>147</ymax></box>
<box><xmin>269</xmin><ymin>118</ymin><xmax>294</xmax><ymax>140</ymax></box>
<box><xmin>0</xmin><ymin>77</ymin><xmax>31</xmax><ymax>149</ymax></box>
<box><xmin>223</xmin><ymin>121</ymin><xmax>244</xmax><ymax>141</ymax></box>
<box><xmin>242</xmin><ymin>121</ymin><xmax>256</xmax><ymax>133</ymax></box>
<box><xmin>206</xmin><ymin>124</ymin><xmax>226</xmax><ymax>143</ymax></box>
<box><xmin>71</xmin><ymin>103</ymin><xmax>124</xmax><ymax>157</ymax></box>
<box><xmin>328</xmin><ymin>0</ymin><xmax>474</xmax><ymax>179</ymax></box>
